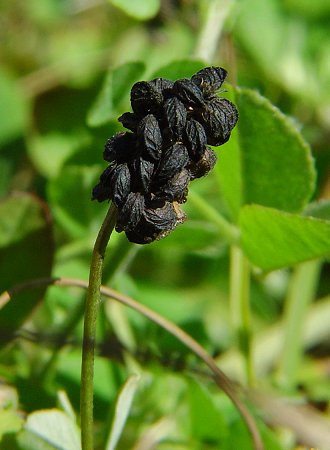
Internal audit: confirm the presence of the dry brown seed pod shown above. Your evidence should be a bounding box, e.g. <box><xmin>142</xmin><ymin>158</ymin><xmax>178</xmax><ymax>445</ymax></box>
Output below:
<box><xmin>188</xmin><ymin>147</ymin><xmax>217</xmax><ymax>180</ymax></box>
<box><xmin>125</xmin><ymin>201</ymin><xmax>186</xmax><ymax>244</ymax></box>
<box><xmin>158</xmin><ymin>169</ymin><xmax>190</xmax><ymax>203</ymax></box>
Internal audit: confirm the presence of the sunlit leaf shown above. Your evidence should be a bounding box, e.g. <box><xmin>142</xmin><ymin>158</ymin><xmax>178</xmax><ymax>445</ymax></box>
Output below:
<box><xmin>106</xmin><ymin>375</ymin><xmax>140</xmax><ymax>450</ymax></box>
<box><xmin>218</xmin><ymin>88</ymin><xmax>316</xmax><ymax>220</ymax></box>
<box><xmin>240</xmin><ymin>205</ymin><xmax>330</xmax><ymax>271</ymax></box>
<box><xmin>22</xmin><ymin>409</ymin><xmax>80</xmax><ymax>450</ymax></box>
<box><xmin>238</xmin><ymin>88</ymin><xmax>316</xmax><ymax>212</ymax></box>
<box><xmin>0</xmin><ymin>409</ymin><xmax>23</xmax><ymax>441</ymax></box>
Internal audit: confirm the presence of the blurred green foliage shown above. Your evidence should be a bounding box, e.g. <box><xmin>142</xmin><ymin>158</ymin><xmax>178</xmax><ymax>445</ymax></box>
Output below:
<box><xmin>0</xmin><ymin>1</ymin><xmax>330</xmax><ymax>449</ymax></box>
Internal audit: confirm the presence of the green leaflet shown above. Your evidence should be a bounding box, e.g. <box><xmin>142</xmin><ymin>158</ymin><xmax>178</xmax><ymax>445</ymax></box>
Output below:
<box><xmin>18</xmin><ymin>409</ymin><xmax>80</xmax><ymax>450</ymax></box>
<box><xmin>240</xmin><ymin>205</ymin><xmax>330</xmax><ymax>271</ymax></box>
<box><xmin>106</xmin><ymin>375</ymin><xmax>140</xmax><ymax>450</ymax></box>
<box><xmin>217</xmin><ymin>88</ymin><xmax>316</xmax><ymax>221</ymax></box>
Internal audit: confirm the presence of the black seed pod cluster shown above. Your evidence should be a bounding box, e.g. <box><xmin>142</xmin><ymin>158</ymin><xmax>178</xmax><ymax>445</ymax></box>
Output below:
<box><xmin>93</xmin><ymin>66</ymin><xmax>238</xmax><ymax>244</ymax></box>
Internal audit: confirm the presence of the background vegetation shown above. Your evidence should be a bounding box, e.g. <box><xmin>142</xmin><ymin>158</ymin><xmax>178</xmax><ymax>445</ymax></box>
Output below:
<box><xmin>0</xmin><ymin>0</ymin><xmax>330</xmax><ymax>449</ymax></box>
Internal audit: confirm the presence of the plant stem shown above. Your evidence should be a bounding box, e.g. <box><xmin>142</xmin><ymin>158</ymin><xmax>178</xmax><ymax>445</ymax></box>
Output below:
<box><xmin>0</xmin><ymin>275</ymin><xmax>263</xmax><ymax>450</ymax></box>
<box><xmin>194</xmin><ymin>0</ymin><xmax>234</xmax><ymax>62</ymax></box>
<box><xmin>230</xmin><ymin>245</ymin><xmax>255</xmax><ymax>385</ymax></box>
<box><xmin>278</xmin><ymin>260</ymin><xmax>321</xmax><ymax>389</ymax></box>
<box><xmin>188</xmin><ymin>190</ymin><xmax>239</xmax><ymax>243</ymax></box>
<box><xmin>80</xmin><ymin>204</ymin><xmax>118</xmax><ymax>450</ymax></box>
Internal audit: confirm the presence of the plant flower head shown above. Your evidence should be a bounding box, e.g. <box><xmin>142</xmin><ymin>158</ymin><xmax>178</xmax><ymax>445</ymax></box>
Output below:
<box><xmin>93</xmin><ymin>67</ymin><xmax>238</xmax><ymax>244</ymax></box>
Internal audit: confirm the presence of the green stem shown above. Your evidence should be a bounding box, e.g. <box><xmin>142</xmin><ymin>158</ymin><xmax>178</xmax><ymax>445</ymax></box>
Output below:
<box><xmin>80</xmin><ymin>204</ymin><xmax>118</xmax><ymax>450</ymax></box>
<box><xmin>230</xmin><ymin>246</ymin><xmax>255</xmax><ymax>385</ymax></box>
<box><xmin>188</xmin><ymin>190</ymin><xmax>239</xmax><ymax>243</ymax></box>
<box><xmin>194</xmin><ymin>0</ymin><xmax>234</xmax><ymax>62</ymax></box>
<box><xmin>0</xmin><ymin>277</ymin><xmax>264</xmax><ymax>450</ymax></box>
<box><xmin>38</xmin><ymin>235</ymin><xmax>136</xmax><ymax>382</ymax></box>
<box><xmin>278</xmin><ymin>260</ymin><xmax>321</xmax><ymax>390</ymax></box>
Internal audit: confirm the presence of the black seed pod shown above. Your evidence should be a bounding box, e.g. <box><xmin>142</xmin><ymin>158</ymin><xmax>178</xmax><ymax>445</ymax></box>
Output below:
<box><xmin>116</xmin><ymin>192</ymin><xmax>145</xmax><ymax>232</ymax></box>
<box><xmin>130</xmin><ymin>81</ymin><xmax>163</xmax><ymax>117</ymax></box>
<box><xmin>136</xmin><ymin>157</ymin><xmax>154</xmax><ymax>193</ymax></box>
<box><xmin>184</xmin><ymin>118</ymin><xmax>207</xmax><ymax>161</ymax></box>
<box><xmin>92</xmin><ymin>66</ymin><xmax>238</xmax><ymax>244</ymax></box>
<box><xmin>164</xmin><ymin>97</ymin><xmax>187</xmax><ymax>139</ymax></box>
<box><xmin>124</xmin><ymin>227</ymin><xmax>150</xmax><ymax>244</ymax></box>
<box><xmin>201</xmin><ymin>97</ymin><xmax>238</xmax><ymax>145</ymax></box>
<box><xmin>191</xmin><ymin>66</ymin><xmax>227</xmax><ymax>96</ymax></box>
<box><xmin>173</xmin><ymin>79</ymin><xmax>205</xmax><ymax>108</ymax></box>
<box><xmin>118</xmin><ymin>112</ymin><xmax>140</xmax><ymax>132</ymax></box>
<box><xmin>214</xmin><ymin>97</ymin><xmax>239</xmax><ymax>130</ymax></box>
<box><xmin>112</xmin><ymin>163</ymin><xmax>131</xmax><ymax>207</ymax></box>
<box><xmin>137</xmin><ymin>114</ymin><xmax>163</xmax><ymax>161</ymax></box>
<box><xmin>103</xmin><ymin>132</ymin><xmax>137</xmax><ymax>163</ymax></box>
<box><xmin>156</xmin><ymin>143</ymin><xmax>189</xmax><ymax>183</ymax></box>
<box><xmin>149</xmin><ymin>78</ymin><xmax>174</xmax><ymax>96</ymax></box>
<box><xmin>92</xmin><ymin>165</ymin><xmax>116</xmax><ymax>202</ymax></box>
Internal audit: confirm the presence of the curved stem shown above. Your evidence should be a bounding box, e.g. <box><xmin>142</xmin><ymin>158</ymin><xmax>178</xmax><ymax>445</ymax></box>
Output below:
<box><xmin>80</xmin><ymin>204</ymin><xmax>118</xmax><ymax>450</ymax></box>
<box><xmin>0</xmin><ymin>276</ymin><xmax>263</xmax><ymax>450</ymax></box>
